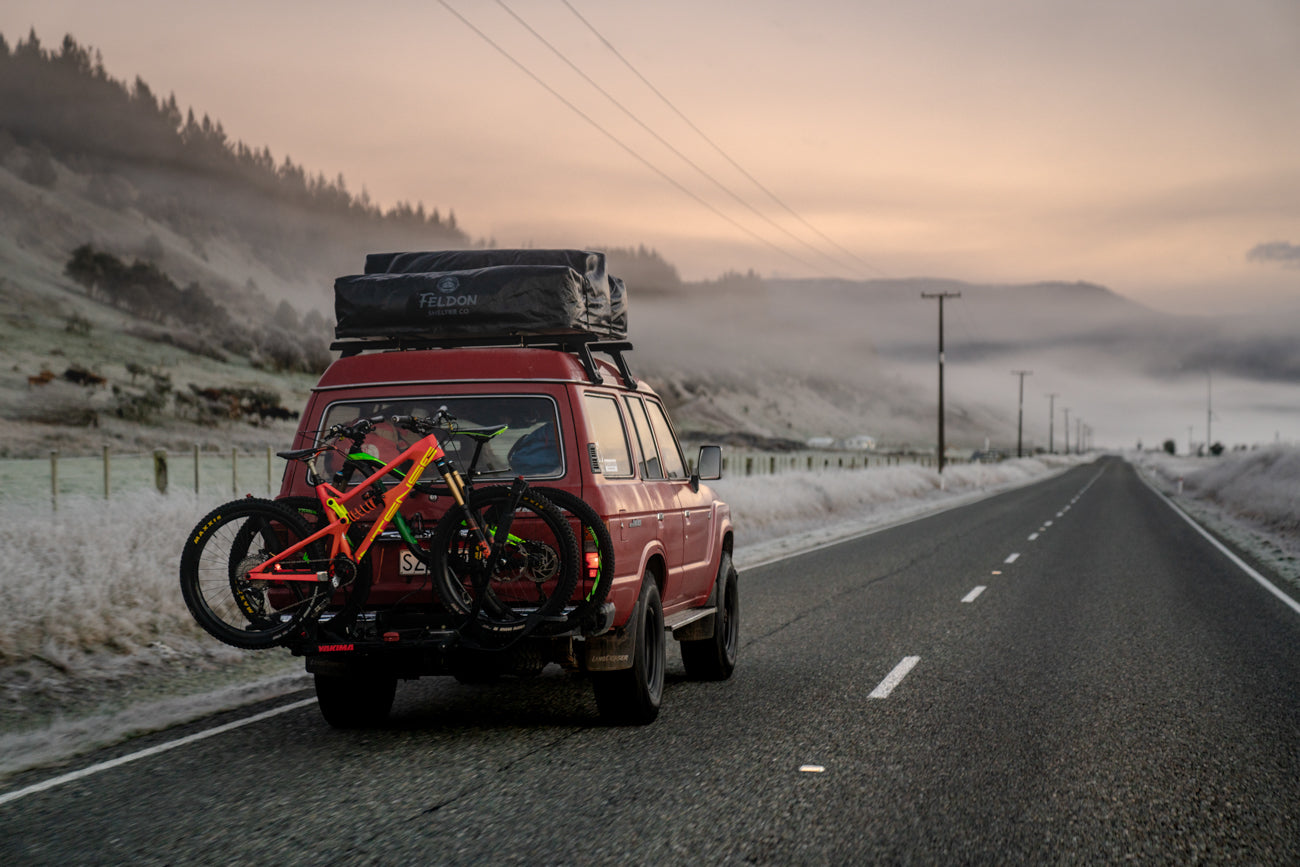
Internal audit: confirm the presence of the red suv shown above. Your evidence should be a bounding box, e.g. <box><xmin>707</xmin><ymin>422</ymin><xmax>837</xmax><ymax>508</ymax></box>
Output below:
<box><xmin>279</xmin><ymin>252</ymin><xmax>737</xmax><ymax>726</ymax></box>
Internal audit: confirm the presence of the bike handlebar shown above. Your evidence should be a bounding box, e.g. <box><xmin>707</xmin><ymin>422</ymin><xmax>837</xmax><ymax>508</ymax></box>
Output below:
<box><xmin>324</xmin><ymin>408</ymin><xmax>456</xmax><ymax>444</ymax></box>
<box><xmin>326</xmin><ymin>415</ymin><xmax>385</xmax><ymax>442</ymax></box>
<box><xmin>391</xmin><ymin>407</ymin><xmax>455</xmax><ymax>436</ymax></box>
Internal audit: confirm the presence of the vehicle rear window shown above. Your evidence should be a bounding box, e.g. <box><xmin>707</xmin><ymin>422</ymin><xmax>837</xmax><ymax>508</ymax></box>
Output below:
<box><xmin>582</xmin><ymin>394</ymin><xmax>633</xmax><ymax>477</ymax></box>
<box><xmin>319</xmin><ymin>395</ymin><xmax>563</xmax><ymax>480</ymax></box>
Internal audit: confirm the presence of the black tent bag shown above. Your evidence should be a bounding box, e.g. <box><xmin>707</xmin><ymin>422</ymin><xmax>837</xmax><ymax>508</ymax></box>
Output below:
<box><xmin>336</xmin><ymin>250</ymin><xmax>628</xmax><ymax>341</ymax></box>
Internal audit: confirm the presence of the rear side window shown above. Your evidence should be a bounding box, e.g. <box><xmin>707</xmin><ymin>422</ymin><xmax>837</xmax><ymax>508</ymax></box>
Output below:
<box><xmin>624</xmin><ymin>397</ymin><xmax>663</xmax><ymax>480</ymax></box>
<box><xmin>319</xmin><ymin>394</ymin><xmax>563</xmax><ymax>479</ymax></box>
<box><xmin>583</xmin><ymin>394</ymin><xmax>633</xmax><ymax>477</ymax></box>
<box><xmin>645</xmin><ymin>400</ymin><xmax>687</xmax><ymax>479</ymax></box>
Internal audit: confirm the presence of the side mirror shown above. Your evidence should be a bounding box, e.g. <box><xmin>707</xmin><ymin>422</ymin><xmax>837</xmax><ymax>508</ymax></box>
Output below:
<box><xmin>695</xmin><ymin>445</ymin><xmax>722</xmax><ymax>481</ymax></box>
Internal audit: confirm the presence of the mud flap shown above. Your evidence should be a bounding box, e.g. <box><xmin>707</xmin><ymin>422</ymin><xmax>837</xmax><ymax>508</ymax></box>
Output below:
<box><xmin>672</xmin><ymin>564</ymin><xmax>723</xmax><ymax>642</ymax></box>
<box><xmin>581</xmin><ymin>588</ymin><xmax>646</xmax><ymax>672</ymax></box>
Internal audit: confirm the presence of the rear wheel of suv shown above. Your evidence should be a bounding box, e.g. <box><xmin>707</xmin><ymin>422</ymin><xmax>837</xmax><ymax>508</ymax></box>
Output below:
<box><xmin>592</xmin><ymin>576</ymin><xmax>664</xmax><ymax>725</ymax></box>
<box><xmin>680</xmin><ymin>552</ymin><xmax>739</xmax><ymax>680</ymax></box>
<box><xmin>314</xmin><ymin>672</ymin><xmax>397</xmax><ymax>729</ymax></box>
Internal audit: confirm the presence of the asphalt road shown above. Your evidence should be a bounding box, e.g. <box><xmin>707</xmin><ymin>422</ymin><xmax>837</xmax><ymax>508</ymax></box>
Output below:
<box><xmin>3</xmin><ymin>457</ymin><xmax>1299</xmax><ymax>864</ymax></box>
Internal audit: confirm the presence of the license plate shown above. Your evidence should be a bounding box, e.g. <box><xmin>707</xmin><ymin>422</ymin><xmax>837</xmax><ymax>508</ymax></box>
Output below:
<box><xmin>399</xmin><ymin>549</ymin><xmax>429</xmax><ymax>576</ymax></box>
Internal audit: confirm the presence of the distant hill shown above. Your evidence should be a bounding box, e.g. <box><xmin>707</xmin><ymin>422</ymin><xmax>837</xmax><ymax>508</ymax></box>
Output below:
<box><xmin>0</xmin><ymin>30</ymin><xmax>473</xmax><ymax>317</ymax></box>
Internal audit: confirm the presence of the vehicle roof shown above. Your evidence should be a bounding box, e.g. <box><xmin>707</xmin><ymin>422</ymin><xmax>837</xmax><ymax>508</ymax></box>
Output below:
<box><xmin>313</xmin><ymin>346</ymin><xmax>645</xmax><ymax>393</ymax></box>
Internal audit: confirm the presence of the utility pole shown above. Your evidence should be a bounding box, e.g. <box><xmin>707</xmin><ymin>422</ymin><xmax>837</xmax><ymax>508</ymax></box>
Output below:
<box><xmin>1045</xmin><ymin>393</ymin><xmax>1057</xmax><ymax>454</ymax></box>
<box><xmin>922</xmin><ymin>291</ymin><xmax>961</xmax><ymax>472</ymax></box>
<box><xmin>1206</xmin><ymin>369</ymin><xmax>1213</xmax><ymax>452</ymax></box>
<box><xmin>1011</xmin><ymin>370</ymin><xmax>1032</xmax><ymax>457</ymax></box>
<box><xmin>1062</xmin><ymin>407</ymin><xmax>1071</xmax><ymax>454</ymax></box>
<box><xmin>1076</xmin><ymin>417</ymin><xmax>1083</xmax><ymax>454</ymax></box>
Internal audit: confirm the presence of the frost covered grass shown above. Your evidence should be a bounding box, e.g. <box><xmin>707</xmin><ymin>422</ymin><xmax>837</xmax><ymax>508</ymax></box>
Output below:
<box><xmin>0</xmin><ymin>488</ymin><xmax>221</xmax><ymax>664</ymax></box>
<box><xmin>1134</xmin><ymin>446</ymin><xmax>1300</xmax><ymax>538</ymax></box>
<box><xmin>715</xmin><ymin>454</ymin><xmax>1087</xmax><ymax>554</ymax></box>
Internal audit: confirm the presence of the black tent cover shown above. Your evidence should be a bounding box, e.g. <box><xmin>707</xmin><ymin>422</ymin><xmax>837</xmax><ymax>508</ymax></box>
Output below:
<box><xmin>334</xmin><ymin>249</ymin><xmax>628</xmax><ymax>342</ymax></box>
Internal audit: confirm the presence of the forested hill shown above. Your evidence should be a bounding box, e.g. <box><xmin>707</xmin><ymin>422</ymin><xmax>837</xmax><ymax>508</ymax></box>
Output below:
<box><xmin>0</xmin><ymin>29</ymin><xmax>474</xmax><ymax>314</ymax></box>
<box><xmin>0</xmin><ymin>30</ymin><xmax>688</xmax><ymax>308</ymax></box>
<box><xmin>0</xmin><ymin>31</ymin><xmax>464</xmax><ymax>236</ymax></box>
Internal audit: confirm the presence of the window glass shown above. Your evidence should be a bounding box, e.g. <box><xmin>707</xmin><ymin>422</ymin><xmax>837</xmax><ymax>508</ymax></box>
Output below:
<box><xmin>624</xmin><ymin>397</ymin><xmax>663</xmax><ymax>480</ymax></box>
<box><xmin>320</xmin><ymin>395</ymin><xmax>563</xmax><ymax>480</ymax></box>
<box><xmin>646</xmin><ymin>400</ymin><xmax>687</xmax><ymax>479</ymax></box>
<box><xmin>583</xmin><ymin>394</ymin><xmax>633</xmax><ymax>477</ymax></box>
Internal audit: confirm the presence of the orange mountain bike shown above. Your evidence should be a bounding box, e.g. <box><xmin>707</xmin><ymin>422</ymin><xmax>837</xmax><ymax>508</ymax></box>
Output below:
<box><xmin>179</xmin><ymin>413</ymin><xmax>579</xmax><ymax>650</ymax></box>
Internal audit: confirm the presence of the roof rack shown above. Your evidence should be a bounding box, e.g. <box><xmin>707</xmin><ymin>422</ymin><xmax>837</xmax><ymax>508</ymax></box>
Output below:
<box><xmin>329</xmin><ymin>333</ymin><xmax>638</xmax><ymax>389</ymax></box>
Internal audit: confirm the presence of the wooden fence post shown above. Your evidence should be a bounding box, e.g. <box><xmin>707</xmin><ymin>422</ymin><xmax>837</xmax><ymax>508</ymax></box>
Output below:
<box><xmin>103</xmin><ymin>444</ymin><xmax>110</xmax><ymax>499</ymax></box>
<box><xmin>153</xmin><ymin>449</ymin><xmax>168</xmax><ymax>494</ymax></box>
<box><xmin>50</xmin><ymin>450</ymin><xmax>58</xmax><ymax>512</ymax></box>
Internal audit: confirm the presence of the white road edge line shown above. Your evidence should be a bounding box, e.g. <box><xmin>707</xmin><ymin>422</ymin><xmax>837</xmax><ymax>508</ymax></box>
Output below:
<box><xmin>1004</xmin><ymin>552</ymin><xmax>1020</xmax><ymax>564</ymax></box>
<box><xmin>962</xmin><ymin>586</ymin><xmax>987</xmax><ymax>603</ymax></box>
<box><xmin>1140</xmin><ymin>475</ymin><xmax>1300</xmax><ymax>618</ymax></box>
<box><xmin>869</xmin><ymin>656</ymin><xmax>921</xmax><ymax>699</ymax></box>
<box><xmin>0</xmin><ymin>698</ymin><xmax>317</xmax><ymax>808</ymax></box>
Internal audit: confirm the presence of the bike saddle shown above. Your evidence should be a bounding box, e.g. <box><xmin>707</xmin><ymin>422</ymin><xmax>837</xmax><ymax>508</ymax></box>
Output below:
<box><xmin>456</xmin><ymin>425</ymin><xmax>508</xmax><ymax>442</ymax></box>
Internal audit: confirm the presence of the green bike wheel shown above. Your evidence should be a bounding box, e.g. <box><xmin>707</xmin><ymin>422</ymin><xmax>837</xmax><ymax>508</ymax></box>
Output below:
<box><xmin>530</xmin><ymin>487</ymin><xmax>615</xmax><ymax>634</ymax></box>
<box><xmin>428</xmin><ymin>486</ymin><xmax>580</xmax><ymax>643</ymax></box>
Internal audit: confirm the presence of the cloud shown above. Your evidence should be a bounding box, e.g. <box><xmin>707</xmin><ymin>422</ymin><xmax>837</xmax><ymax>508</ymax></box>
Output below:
<box><xmin>1247</xmin><ymin>241</ymin><xmax>1300</xmax><ymax>268</ymax></box>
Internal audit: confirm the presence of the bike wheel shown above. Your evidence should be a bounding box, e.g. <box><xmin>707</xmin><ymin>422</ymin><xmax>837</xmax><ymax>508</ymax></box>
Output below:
<box><xmin>276</xmin><ymin>495</ymin><xmax>371</xmax><ymax>632</ymax></box>
<box><xmin>179</xmin><ymin>499</ymin><xmax>328</xmax><ymax>649</ymax></box>
<box><xmin>531</xmin><ymin>487</ymin><xmax>615</xmax><ymax>633</ymax></box>
<box><xmin>428</xmin><ymin>486</ymin><xmax>580</xmax><ymax>642</ymax></box>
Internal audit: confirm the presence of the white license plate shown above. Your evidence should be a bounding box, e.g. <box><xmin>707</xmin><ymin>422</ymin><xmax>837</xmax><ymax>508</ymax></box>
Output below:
<box><xmin>399</xmin><ymin>549</ymin><xmax>429</xmax><ymax>576</ymax></box>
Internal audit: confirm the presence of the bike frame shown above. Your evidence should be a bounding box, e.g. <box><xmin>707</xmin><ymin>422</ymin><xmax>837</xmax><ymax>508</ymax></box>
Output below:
<box><xmin>248</xmin><ymin>429</ymin><xmax>478</xmax><ymax>584</ymax></box>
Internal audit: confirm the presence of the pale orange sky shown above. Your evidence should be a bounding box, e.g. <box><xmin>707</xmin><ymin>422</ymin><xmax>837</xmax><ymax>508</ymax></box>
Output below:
<box><xmin>5</xmin><ymin>0</ymin><xmax>1299</xmax><ymax>313</ymax></box>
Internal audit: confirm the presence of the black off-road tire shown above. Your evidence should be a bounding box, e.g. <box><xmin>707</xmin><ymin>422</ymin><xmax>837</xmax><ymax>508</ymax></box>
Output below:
<box><xmin>680</xmin><ymin>552</ymin><xmax>739</xmax><ymax>680</ymax></box>
<box><xmin>591</xmin><ymin>577</ymin><xmax>664</xmax><ymax>725</ymax></box>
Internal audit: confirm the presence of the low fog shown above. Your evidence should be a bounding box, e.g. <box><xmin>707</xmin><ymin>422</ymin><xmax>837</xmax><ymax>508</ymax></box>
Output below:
<box><xmin>630</xmin><ymin>276</ymin><xmax>1300</xmax><ymax>452</ymax></box>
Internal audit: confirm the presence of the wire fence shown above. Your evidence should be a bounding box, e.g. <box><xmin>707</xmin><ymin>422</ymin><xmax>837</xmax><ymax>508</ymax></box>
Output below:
<box><xmin>0</xmin><ymin>446</ymin><xmax>284</xmax><ymax>510</ymax></box>
<box><xmin>720</xmin><ymin>449</ymin><xmax>949</xmax><ymax>477</ymax></box>
<box><xmin>0</xmin><ymin>445</ymin><xmax>964</xmax><ymax>509</ymax></box>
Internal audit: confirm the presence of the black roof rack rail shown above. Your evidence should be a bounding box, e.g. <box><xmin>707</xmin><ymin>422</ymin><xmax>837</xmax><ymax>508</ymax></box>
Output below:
<box><xmin>329</xmin><ymin>334</ymin><xmax>638</xmax><ymax>389</ymax></box>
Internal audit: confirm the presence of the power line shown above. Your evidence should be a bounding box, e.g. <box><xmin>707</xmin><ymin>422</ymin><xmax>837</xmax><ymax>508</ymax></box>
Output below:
<box><xmin>560</xmin><ymin>0</ymin><xmax>887</xmax><ymax>278</ymax></box>
<box><xmin>437</xmin><ymin>0</ymin><xmax>829</xmax><ymax>276</ymax></box>
<box><xmin>495</xmin><ymin>0</ymin><xmax>859</xmax><ymax>278</ymax></box>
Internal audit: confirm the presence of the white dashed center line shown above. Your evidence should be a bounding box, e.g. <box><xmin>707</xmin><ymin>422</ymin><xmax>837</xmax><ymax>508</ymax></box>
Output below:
<box><xmin>1004</xmin><ymin>552</ymin><xmax>1020</xmax><ymax>564</ymax></box>
<box><xmin>962</xmin><ymin>586</ymin><xmax>987</xmax><ymax>603</ymax></box>
<box><xmin>869</xmin><ymin>656</ymin><xmax>921</xmax><ymax>699</ymax></box>
<box><xmin>1028</xmin><ymin>532</ymin><xmax>1039</xmax><ymax>541</ymax></box>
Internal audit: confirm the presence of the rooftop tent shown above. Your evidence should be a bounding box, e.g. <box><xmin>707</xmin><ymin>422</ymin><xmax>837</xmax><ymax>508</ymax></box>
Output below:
<box><xmin>336</xmin><ymin>249</ymin><xmax>628</xmax><ymax>342</ymax></box>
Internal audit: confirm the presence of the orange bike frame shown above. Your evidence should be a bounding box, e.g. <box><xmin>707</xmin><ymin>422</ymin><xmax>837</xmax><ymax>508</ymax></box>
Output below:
<box><xmin>248</xmin><ymin>430</ymin><xmax>473</xmax><ymax>583</ymax></box>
